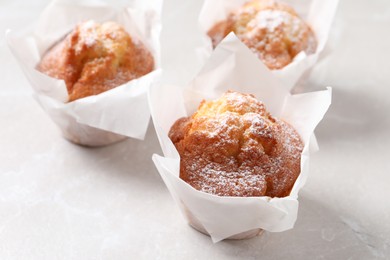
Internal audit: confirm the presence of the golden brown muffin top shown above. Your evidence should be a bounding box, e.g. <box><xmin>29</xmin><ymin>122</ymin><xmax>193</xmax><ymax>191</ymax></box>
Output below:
<box><xmin>37</xmin><ymin>20</ymin><xmax>154</xmax><ymax>102</ymax></box>
<box><xmin>208</xmin><ymin>0</ymin><xmax>317</xmax><ymax>69</ymax></box>
<box><xmin>169</xmin><ymin>91</ymin><xmax>303</xmax><ymax>197</ymax></box>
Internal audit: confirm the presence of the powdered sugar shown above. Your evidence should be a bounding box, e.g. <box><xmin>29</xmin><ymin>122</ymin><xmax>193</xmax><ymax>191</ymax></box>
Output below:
<box><xmin>251</xmin><ymin>10</ymin><xmax>286</xmax><ymax>33</ymax></box>
<box><xmin>208</xmin><ymin>1</ymin><xmax>317</xmax><ymax>70</ymax></box>
<box><xmin>170</xmin><ymin>91</ymin><xmax>304</xmax><ymax>197</ymax></box>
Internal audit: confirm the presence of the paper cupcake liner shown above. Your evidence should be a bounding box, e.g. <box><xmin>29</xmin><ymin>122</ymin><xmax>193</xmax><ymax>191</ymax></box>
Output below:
<box><xmin>6</xmin><ymin>0</ymin><xmax>162</xmax><ymax>146</ymax></box>
<box><xmin>184</xmin><ymin>203</ymin><xmax>264</xmax><ymax>240</ymax></box>
<box><xmin>198</xmin><ymin>0</ymin><xmax>339</xmax><ymax>90</ymax></box>
<box><xmin>49</xmin><ymin>110</ymin><xmax>127</xmax><ymax>147</ymax></box>
<box><xmin>62</xmin><ymin>125</ymin><xmax>126</xmax><ymax>147</ymax></box>
<box><xmin>149</xmin><ymin>33</ymin><xmax>332</xmax><ymax>242</ymax></box>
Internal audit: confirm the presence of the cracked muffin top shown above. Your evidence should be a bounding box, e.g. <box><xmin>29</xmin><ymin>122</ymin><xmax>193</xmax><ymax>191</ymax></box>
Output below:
<box><xmin>169</xmin><ymin>91</ymin><xmax>303</xmax><ymax>197</ymax></box>
<box><xmin>37</xmin><ymin>20</ymin><xmax>154</xmax><ymax>102</ymax></box>
<box><xmin>208</xmin><ymin>0</ymin><xmax>317</xmax><ymax>69</ymax></box>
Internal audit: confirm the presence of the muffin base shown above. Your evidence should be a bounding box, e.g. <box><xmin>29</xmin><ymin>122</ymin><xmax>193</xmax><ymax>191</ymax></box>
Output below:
<box><xmin>61</xmin><ymin>122</ymin><xmax>127</xmax><ymax>147</ymax></box>
<box><xmin>189</xmin><ymin>221</ymin><xmax>264</xmax><ymax>240</ymax></box>
<box><xmin>184</xmin><ymin>204</ymin><xmax>264</xmax><ymax>240</ymax></box>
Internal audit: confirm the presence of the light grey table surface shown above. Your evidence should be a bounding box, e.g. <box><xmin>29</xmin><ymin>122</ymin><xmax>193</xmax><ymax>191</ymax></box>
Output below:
<box><xmin>1</xmin><ymin>0</ymin><xmax>389</xmax><ymax>259</ymax></box>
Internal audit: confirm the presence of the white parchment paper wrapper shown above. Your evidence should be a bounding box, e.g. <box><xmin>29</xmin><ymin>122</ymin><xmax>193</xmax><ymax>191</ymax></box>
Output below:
<box><xmin>149</xmin><ymin>34</ymin><xmax>332</xmax><ymax>242</ymax></box>
<box><xmin>6</xmin><ymin>0</ymin><xmax>162</xmax><ymax>146</ymax></box>
<box><xmin>198</xmin><ymin>0</ymin><xmax>339</xmax><ymax>90</ymax></box>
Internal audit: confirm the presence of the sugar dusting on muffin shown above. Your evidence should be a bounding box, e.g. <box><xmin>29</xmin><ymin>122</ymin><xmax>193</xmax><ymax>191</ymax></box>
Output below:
<box><xmin>169</xmin><ymin>91</ymin><xmax>303</xmax><ymax>197</ymax></box>
<box><xmin>37</xmin><ymin>20</ymin><xmax>154</xmax><ymax>102</ymax></box>
<box><xmin>208</xmin><ymin>0</ymin><xmax>317</xmax><ymax>69</ymax></box>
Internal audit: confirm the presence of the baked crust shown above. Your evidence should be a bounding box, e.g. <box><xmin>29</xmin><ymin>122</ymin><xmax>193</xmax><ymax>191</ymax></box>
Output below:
<box><xmin>208</xmin><ymin>0</ymin><xmax>317</xmax><ymax>69</ymax></box>
<box><xmin>169</xmin><ymin>91</ymin><xmax>303</xmax><ymax>197</ymax></box>
<box><xmin>37</xmin><ymin>20</ymin><xmax>154</xmax><ymax>102</ymax></box>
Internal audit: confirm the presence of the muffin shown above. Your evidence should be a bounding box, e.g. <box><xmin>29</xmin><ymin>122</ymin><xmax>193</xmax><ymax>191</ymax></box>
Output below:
<box><xmin>169</xmin><ymin>91</ymin><xmax>303</xmax><ymax>198</ymax></box>
<box><xmin>37</xmin><ymin>20</ymin><xmax>154</xmax><ymax>102</ymax></box>
<box><xmin>207</xmin><ymin>0</ymin><xmax>317</xmax><ymax>70</ymax></box>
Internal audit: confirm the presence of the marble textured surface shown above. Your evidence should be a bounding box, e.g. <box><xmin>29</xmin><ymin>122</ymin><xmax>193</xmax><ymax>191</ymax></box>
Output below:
<box><xmin>1</xmin><ymin>0</ymin><xmax>390</xmax><ymax>259</ymax></box>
